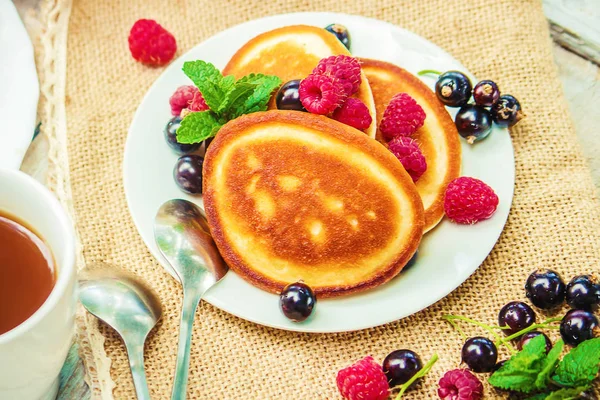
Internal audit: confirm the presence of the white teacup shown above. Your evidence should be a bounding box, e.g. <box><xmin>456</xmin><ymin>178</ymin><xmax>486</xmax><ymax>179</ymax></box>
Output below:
<box><xmin>0</xmin><ymin>169</ymin><xmax>77</xmax><ymax>400</ymax></box>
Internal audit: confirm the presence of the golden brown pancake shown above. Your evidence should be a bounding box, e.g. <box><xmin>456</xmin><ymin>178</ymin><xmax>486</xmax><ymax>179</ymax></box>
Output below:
<box><xmin>360</xmin><ymin>59</ymin><xmax>461</xmax><ymax>233</ymax></box>
<box><xmin>223</xmin><ymin>25</ymin><xmax>377</xmax><ymax>138</ymax></box>
<box><xmin>203</xmin><ymin>111</ymin><xmax>424</xmax><ymax>297</ymax></box>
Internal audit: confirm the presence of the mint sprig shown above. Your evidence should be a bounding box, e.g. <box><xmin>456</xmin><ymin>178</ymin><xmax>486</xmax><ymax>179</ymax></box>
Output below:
<box><xmin>488</xmin><ymin>337</ymin><xmax>600</xmax><ymax>396</ymax></box>
<box><xmin>552</xmin><ymin>338</ymin><xmax>600</xmax><ymax>388</ymax></box>
<box><xmin>176</xmin><ymin>61</ymin><xmax>281</xmax><ymax>144</ymax></box>
<box><xmin>488</xmin><ymin>335</ymin><xmax>548</xmax><ymax>393</ymax></box>
<box><xmin>445</xmin><ymin>314</ymin><xmax>599</xmax><ymax>398</ymax></box>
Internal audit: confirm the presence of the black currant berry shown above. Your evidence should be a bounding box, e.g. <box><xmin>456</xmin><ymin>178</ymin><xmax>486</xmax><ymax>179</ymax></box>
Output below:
<box><xmin>279</xmin><ymin>281</ymin><xmax>316</xmax><ymax>322</ymax></box>
<box><xmin>473</xmin><ymin>80</ymin><xmax>500</xmax><ymax>107</ymax></box>
<box><xmin>383</xmin><ymin>349</ymin><xmax>423</xmax><ymax>386</ymax></box>
<box><xmin>525</xmin><ymin>269</ymin><xmax>566</xmax><ymax>309</ymax></box>
<box><xmin>455</xmin><ymin>104</ymin><xmax>493</xmax><ymax>144</ymax></box>
<box><xmin>324</xmin><ymin>23</ymin><xmax>351</xmax><ymax>50</ymax></box>
<box><xmin>461</xmin><ymin>337</ymin><xmax>498</xmax><ymax>373</ymax></box>
<box><xmin>560</xmin><ymin>309</ymin><xmax>599</xmax><ymax>346</ymax></box>
<box><xmin>490</xmin><ymin>94</ymin><xmax>523</xmax><ymax>127</ymax></box>
<box><xmin>275</xmin><ymin>80</ymin><xmax>305</xmax><ymax>112</ymax></box>
<box><xmin>566</xmin><ymin>274</ymin><xmax>600</xmax><ymax>311</ymax></box>
<box><xmin>173</xmin><ymin>155</ymin><xmax>204</xmax><ymax>194</ymax></box>
<box><xmin>498</xmin><ymin>301</ymin><xmax>536</xmax><ymax>335</ymax></box>
<box><xmin>435</xmin><ymin>71</ymin><xmax>472</xmax><ymax>107</ymax></box>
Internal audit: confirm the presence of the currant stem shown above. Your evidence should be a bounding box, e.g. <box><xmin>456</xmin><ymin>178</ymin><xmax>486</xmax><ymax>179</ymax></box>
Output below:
<box><xmin>446</xmin><ymin>318</ymin><xmax>468</xmax><ymax>340</ymax></box>
<box><xmin>443</xmin><ymin>315</ymin><xmax>511</xmax><ymax>331</ymax></box>
<box><xmin>443</xmin><ymin>315</ymin><xmax>516</xmax><ymax>353</ymax></box>
<box><xmin>495</xmin><ymin>317</ymin><xmax>563</xmax><ymax>345</ymax></box>
<box><xmin>393</xmin><ymin>354</ymin><xmax>439</xmax><ymax>399</ymax></box>
<box><xmin>417</xmin><ymin>69</ymin><xmax>442</xmax><ymax>77</ymax></box>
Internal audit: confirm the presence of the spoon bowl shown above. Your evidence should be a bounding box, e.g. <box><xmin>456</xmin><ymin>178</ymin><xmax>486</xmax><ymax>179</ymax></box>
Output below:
<box><xmin>154</xmin><ymin>199</ymin><xmax>227</xmax><ymax>287</ymax></box>
<box><xmin>154</xmin><ymin>199</ymin><xmax>228</xmax><ymax>400</ymax></box>
<box><xmin>79</xmin><ymin>265</ymin><xmax>162</xmax><ymax>400</ymax></box>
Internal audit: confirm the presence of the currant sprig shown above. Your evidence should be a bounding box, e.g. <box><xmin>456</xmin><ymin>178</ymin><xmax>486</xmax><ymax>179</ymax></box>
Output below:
<box><xmin>443</xmin><ymin>314</ymin><xmax>562</xmax><ymax>355</ymax></box>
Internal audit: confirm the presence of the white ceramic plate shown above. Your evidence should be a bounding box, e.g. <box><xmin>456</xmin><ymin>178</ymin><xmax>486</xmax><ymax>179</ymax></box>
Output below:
<box><xmin>124</xmin><ymin>12</ymin><xmax>515</xmax><ymax>333</ymax></box>
<box><xmin>0</xmin><ymin>0</ymin><xmax>39</xmax><ymax>170</ymax></box>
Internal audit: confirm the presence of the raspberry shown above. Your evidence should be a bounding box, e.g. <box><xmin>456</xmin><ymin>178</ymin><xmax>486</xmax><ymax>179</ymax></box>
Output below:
<box><xmin>336</xmin><ymin>356</ymin><xmax>389</xmax><ymax>400</ymax></box>
<box><xmin>388</xmin><ymin>137</ymin><xmax>427</xmax><ymax>182</ymax></box>
<box><xmin>128</xmin><ymin>19</ymin><xmax>177</xmax><ymax>66</ymax></box>
<box><xmin>169</xmin><ymin>85</ymin><xmax>198</xmax><ymax>116</ymax></box>
<box><xmin>332</xmin><ymin>98</ymin><xmax>372</xmax><ymax>131</ymax></box>
<box><xmin>189</xmin><ymin>91</ymin><xmax>209</xmax><ymax>112</ymax></box>
<box><xmin>437</xmin><ymin>369</ymin><xmax>483</xmax><ymax>400</ymax></box>
<box><xmin>313</xmin><ymin>55</ymin><xmax>362</xmax><ymax>96</ymax></box>
<box><xmin>299</xmin><ymin>74</ymin><xmax>344</xmax><ymax>115</ymax></box>
<box><xmin>380</xmin><ymin>93</ymin><xmax>426</xmax><ymax>141</ymax></box>
<box><xmin>444</xmin><ymin>177</ymin><xmax>499</xmax><ymax>224</ymax></box>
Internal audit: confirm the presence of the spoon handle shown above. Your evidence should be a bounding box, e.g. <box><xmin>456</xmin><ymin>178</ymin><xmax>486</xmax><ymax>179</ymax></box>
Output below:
<box><xmin>124</xmin><ymin>338</ymin><xmax>151</xmax><ymax>400</ymax></box>
<box><xmin>171</xmin><ymin>287</ymin><xmax>204</xmax><ymax>400</ymax></box>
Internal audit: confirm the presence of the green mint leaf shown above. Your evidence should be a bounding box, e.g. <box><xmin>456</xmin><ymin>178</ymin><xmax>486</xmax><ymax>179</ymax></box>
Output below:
<box><xmin>544</xmin><ymin>387</ymin><xmax>590</xmax><ymax>400</ymax></box>
<box><xmin>182</xmin><ymin>61</ymin><xmax>228</xmax><ymax>111</ymax></box>
<box><xmin>217</xmin><ymin>81</ymin><xmax>258</xmax><ymax>116</ymax></box>
<box><xmin>181</xmin><ymin>61</ymin><xmax>280</xmax><ymax>128</ymax></box>
<box><xmin>221</xmin><ymin>75</ymin><xmax>236</xmax><ymax>93</ymax></box>
<box><xmin>176</xmin><ymin>111</ymin><xmax>222</xmax><ymax>144</ymax></box>
<box><xmin>235</xmin><ymin>74</ymin><xmax>282</xmax><ymax>117</ymax></box>
<box><xmin>489</xmin><ymin>335</ymin><xmax>548</xmax><ymax>393</ymax></box>
<box><xmin>535</xmin><ymin>339</ymin><xmax>565</xmax><ymax>390</ymax></box>
<box><xmin>552</xmin><ymin>338</ymin><xmax>600</xmax><ymax>388</ymax></box>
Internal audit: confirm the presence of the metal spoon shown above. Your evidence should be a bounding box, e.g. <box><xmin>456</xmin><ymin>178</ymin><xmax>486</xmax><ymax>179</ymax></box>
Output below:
<box><xmin>79</xmin><ymin>266</ymin><xmax>162</xmax><ymax>400</ymax></box>
<box><xmin>154</xmin><ymin>199</ymin><xmax>228</xmax><ymax>400</ymax></box>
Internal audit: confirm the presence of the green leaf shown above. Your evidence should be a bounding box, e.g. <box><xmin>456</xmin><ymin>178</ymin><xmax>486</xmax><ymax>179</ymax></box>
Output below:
<box><xmin>489</xmin><ymin>335</ymin><xmax>548</xmax><ymax>393</ymax></box>
<box><xmin>220</xmin><ymin>75</ymin><xmax>236</xmax><ymax>93</ymax></box>
<box><xmin>176</xmin><ymin>111</ymin><xmax>222</xmax><ymax>144</ymax></box>
<box><xmin>535</xmin><ymin>339</ymin><xmax>565</xmax><ymax>389</ymax></box>
<box><xmin>234</xmin><ymin>74</ymin><xmax>282</xmax><ymax>117</ymax></box>
<box><xmin>552</xmin><ymin>338</ymin><xmax>600</xmax><ymax>388</ymax></box>
<box><xmin>217</xmin><ymin>81</ymin><xmax>258</xmax><ymax>116</ymax></box>
<box><xmin>181</xmin><ymin>61</ymin><xmax>281</xmax><ymax>131</ymax></box>
<box><xmin>182</xmin><ymin>61</ymin><xmax>227</xmax><ymax>111</ymax></box>
<box><xmin>544</xmin><ymin>387</ymin><xmax>590</xmax><ymax>400</ymax></box>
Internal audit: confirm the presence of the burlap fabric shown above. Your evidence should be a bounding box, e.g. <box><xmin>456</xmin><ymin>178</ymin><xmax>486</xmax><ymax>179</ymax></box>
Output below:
<box><xmin>40</xmin><ymin>0</ymin><xmax>600</xmax><ymax>398</ymax></box>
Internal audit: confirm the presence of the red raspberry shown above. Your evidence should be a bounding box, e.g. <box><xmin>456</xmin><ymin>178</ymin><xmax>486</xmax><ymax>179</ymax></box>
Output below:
<box><xmin>444</xmin><ymin>177</ymin><xmax>499</xmax><ymax>224</ymax></box>
<box><xmin>299</xmin><ymin>74</ymin><xmax>344</xmax><ymax>115</ymax></box>
<box><xmin>380</xmin><ymin>93</ymin><xmax>426</xmax><ymax>141</ymax></box>
<box><xmin>169</xmin><ymin>85</ymin><xmax>198</xmax><ymax>116</ymax></box>
<box><xmin>336</xmin><ymin>356</ymin><xmax>389</xmax><ymax>400</ymax></box>
<box><xmin>128</xmin><ymin>19</ymin><xmax>177</xmax><ymax>66</ymax></box>
<box><xmin>388</xmin><ymin>137</ymin><xmax>427</xmax><ymax>182</ymax></box>
<box><xmin>313</xmin><ymin>55</ymin><xmax>362</xmax><ymax>96</ymax></box>
<box><xmin>189</xmin><ymin>91</ymin><xmax>209</xmax><ymax>112</ymax></box>
<box><xmin>438</xmin><ymin>369</ymin><xmax>483</xmax><ymax>400</ymax></box>
<box><xmin>332</xmin><ymin>98</ymin><xmax>373</xmax><ymax>131</ymax></box>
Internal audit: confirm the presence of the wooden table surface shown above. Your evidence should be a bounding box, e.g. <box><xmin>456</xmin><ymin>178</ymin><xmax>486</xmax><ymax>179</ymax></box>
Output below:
<box><xmin>12</xmin><ymin>1</ymin><xmax>600</xmax><ymax>399</ymax></box>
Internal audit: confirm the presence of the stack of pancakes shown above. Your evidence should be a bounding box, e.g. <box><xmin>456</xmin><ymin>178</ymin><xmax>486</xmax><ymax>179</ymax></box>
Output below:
<box><xmin>203</xmin><ymin>25</ymin><xmax>461</xmax><ymax>297</ymax></box>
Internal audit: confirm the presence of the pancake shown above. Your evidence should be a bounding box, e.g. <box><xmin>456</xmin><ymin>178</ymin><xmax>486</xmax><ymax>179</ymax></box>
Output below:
<box><xmin>360</xmin><ymin>59</ymin><xmax>462</xmax><ymax>233</ymax></box>
<box><xmin>203</xmin><ymin>110</ymin><xmax>424</xmax><ymax>297</ymax></box>
<box><xmin>223</xmin><ymin>25</ymin><xmax>377</xmax><ymax>138</ymax></box>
